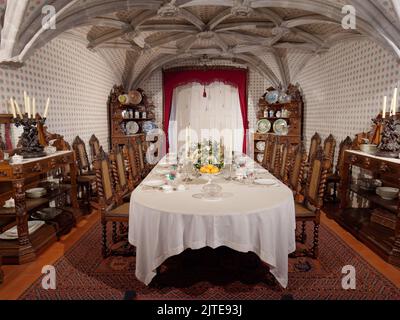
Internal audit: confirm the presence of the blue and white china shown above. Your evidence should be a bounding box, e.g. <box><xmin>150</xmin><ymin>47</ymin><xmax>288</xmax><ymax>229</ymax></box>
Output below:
<box><xmin>265</xmin><ymin>90</ymin><xmax>279</xmax><ymax>104</ymax></box>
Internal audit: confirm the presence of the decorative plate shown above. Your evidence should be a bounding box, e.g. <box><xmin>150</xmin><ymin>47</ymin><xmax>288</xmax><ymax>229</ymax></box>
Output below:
<box><xmin>142</xmin><ymin>121</ymin><xmax>157</xmax><ymax>134</ymax></box>
<box><xmin>279</xmin><ymin>94</ymin><xmax>292</xmax><ymax>104</ymax></box>
<box><xmin>256</xmin><ymin>141</ymin><xmax>266</xmax><ymax>151</ymax></box>
<box><xmin>256</xmin><ymin>153</ymin><xmax>264</xmax><ymax>163</ymax></box>
<box><xmin>265</xmin><ymin>90</ymin><xmax>279</xmax><ymax>104</ymax></box>
<box><xmin>126</xmin><ymin>121</ymin><xmax>139</xmax><ymax>135</ymax></box>
<box><xmin>128</xmin><ymin>90</ymin><xmax>142</xmax><ymax>105</ymax></box>
<box><xmin>257</xmin><ymin>119</ymin><xmax>271</xmax><ymax>134</ymax></box>
<box><xmin>273</xmin><ymin>119</ymin><xmax>288</xmax><ymax>135</ymax></box>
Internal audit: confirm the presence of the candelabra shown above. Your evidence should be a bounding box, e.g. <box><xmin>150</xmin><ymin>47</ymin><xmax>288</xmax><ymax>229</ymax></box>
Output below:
<box><xmin>376</xmin><ymin>114</ymin><xmax>400</xmax><ymax>158</ymax></box>
<box><xmin>14</xmin><ymin>114</ymin><xmax>47</xmax><ymax>158</ymax></box>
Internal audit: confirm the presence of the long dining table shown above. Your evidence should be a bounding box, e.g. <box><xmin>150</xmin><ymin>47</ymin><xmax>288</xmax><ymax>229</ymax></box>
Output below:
<box><xmin>128</xmin><ymin>154</ymin><xmax>296</xmax><ymax>288</ymax></box>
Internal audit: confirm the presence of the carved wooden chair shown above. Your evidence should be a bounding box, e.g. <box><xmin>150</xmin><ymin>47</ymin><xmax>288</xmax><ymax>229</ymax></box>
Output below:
<box><xmin>307</xmin><ymin>132</ymin><xmax>322</xmax><ymax>165</ymax></box>
<box><xmin>323</xmin><ymin>134</ymin><xmax>336</xmax><ymax>172</ymax></box>
<box><xmin>261</xmin><ymin>135</ymin><xmax>273</xmax><ymax>168</ymax></box>
<box><xmin>277</xmin><ymin>141</ymin><xmax>294</xmax><ymax>184</ymax></box>
<box><xmin>325</xmin><ymin>136</ymin><xmax>352</xmax><ymax>202</ymax></box>
<box><xmin>269</xmin><ymin>136</ymin><xmax>281</xmax><ymax>174</ymax></box>
<box><xmin>135</xmin><ymin>135</ymin><xmax>149</xmax><ymax>178</ymax></box>
<box><xmin>94</xmin><ymin>147</ymin><xmax>133</xmax><ymax>258</ymax></box>
<box><xmin>124</xmin><ymin>139</ymin><xmax>142</xmax><ymax>190</ymax></box>
<box><xmin>110</xmin><ymin>146</ymin><xmax>130</xmax><ymax>202</ymax></box>
<box><xmin>288</xmin><ymin>142</ymin><xmax>307</xmax><ymax>197</ymax></box>
<box><xmin>89</xmin><ymin>134</ymin><xmax>101</xmax><ymax>164</ymax></box>
<box><xmin>294</xmin><ymin>146</ymin><xmax>331</xmax><ymax>259</ymax></box>
<box><xmin>72</xmin><ymin>136</ymin><xmax>97</xmax><ymax>211</ymax></box>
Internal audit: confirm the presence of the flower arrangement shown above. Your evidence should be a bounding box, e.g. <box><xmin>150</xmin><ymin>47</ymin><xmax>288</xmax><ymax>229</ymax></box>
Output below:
<box><xmin>190</xmin><ymin>139</ymin><xmax>225</xmax><ymax>170</ymax></box>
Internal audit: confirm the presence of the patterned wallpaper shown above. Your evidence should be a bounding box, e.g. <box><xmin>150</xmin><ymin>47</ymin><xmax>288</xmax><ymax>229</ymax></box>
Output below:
<box><xmin>297</xmin><ymin>39</ymin><xmax>399</xmax><ymax>159</ymax></box>
<box><xmin>0</xmin><ymin>38</ymin><xmax>118</xmax><ymax>151</ymax></box>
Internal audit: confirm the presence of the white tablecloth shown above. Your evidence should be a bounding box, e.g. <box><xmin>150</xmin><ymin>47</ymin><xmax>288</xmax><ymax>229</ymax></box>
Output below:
<box><xmin>128</xmin><ymin>156</ymin><xmax>296</xmax><ymax>288</ymax></box>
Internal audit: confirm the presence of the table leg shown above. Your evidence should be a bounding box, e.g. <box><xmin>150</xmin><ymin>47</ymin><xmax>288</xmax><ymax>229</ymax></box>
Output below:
<box><xmin>13</xmin><ymin>179</ymin><xmax>36</xmax><ymax>263</ymax></box>
<box><xmin>69</xmin><ymin>159</ymin><xmax>82</xmax><ymax>221</ymax></box>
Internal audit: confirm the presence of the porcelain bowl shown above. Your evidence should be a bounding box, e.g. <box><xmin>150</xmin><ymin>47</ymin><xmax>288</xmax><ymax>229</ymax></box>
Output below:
<box><xmin>359</xmin><ymin>144</ymin><xmax>377</xmax><ymax>155</ymax></box>
<box><xmin>376</xmin><ymin>187</ymin><xmax>399</xmax><ymax>200</ymax></box>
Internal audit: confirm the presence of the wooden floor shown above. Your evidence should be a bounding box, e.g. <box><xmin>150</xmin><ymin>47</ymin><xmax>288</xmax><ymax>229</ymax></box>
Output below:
<box><xmin>0</xmin><ymin>211</ymin><xmax>399</xmax><ymax>300</ymax></box>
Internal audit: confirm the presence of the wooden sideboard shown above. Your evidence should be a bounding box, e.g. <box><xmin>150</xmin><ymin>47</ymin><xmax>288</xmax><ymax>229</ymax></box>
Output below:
<box><xmin>337</xmin><ymin>150</ymin><xmax>400</xmax><ymax>266</ymax></box>
<box><xmin>0</xmin><ymin>151</ymin><xmax>81</xmax><ymax>264</ymax></box>
<box><xmin>0</xmin><ymin>254</ymin><xmax>3</xmax><ymax>284</ymax></box>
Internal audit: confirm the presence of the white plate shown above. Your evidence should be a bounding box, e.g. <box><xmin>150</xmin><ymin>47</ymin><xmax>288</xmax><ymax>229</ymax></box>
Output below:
<box><xmin>256</xmin><ymin>141</ymin><xmax>266</xmax><ymax>151</ymax></box>
<box><xmin>156</xmin><ymin>169</ymin><xmax>171</xmax><ymax>175</ymax></box>
<box><xmin>143</xmin><ymin>180</ymin><xmax>165</xmax><ymax>188</ymax></box>
<box><xmin>125</xmin><ymin>121</ymin><xmax>139</xmax><ymax>135</ymax></box>
<box><xmin>255</xmin><ymin>168</ymin><xmax>266</xmax><ymax>174</ymax></box>
<box><xmin>0</xmin><ymin>221</ymin><xmax>45</xmax><ymax>240</ymax></box>
<box><xmin>254</xmin><ymin>179</ymin><xmax>277</xmax><ymax>186</ymax></box>
<box><xmin>256</xmin><ymin>153</ymin><xmax>264</xmax><ymax>163</ymax></box>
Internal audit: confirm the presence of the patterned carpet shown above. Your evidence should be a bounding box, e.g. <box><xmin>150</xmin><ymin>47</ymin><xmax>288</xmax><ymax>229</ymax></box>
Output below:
<box><xmin>20</xmin><ymin>223</ymin><xmax>400</xmax><ymax>300</ymax></box>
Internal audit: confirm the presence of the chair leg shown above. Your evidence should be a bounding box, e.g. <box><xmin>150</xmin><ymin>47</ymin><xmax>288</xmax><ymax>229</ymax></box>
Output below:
<box><xmin>102</xmin><ymin>221</ymin><xmax>108</xmax><ymax>258</ymax></box>
<box><xmin>301</xmin><ymin>221</ymin><xmax>307</xmax><ymax>244</ymax></box>
<box><xmin>311</xmin><ymin>221</ymin><xmax>320</xmax><ymax>259</ymax></box>
<box><xmin>112</xmin><ymin>222</ymin><xmax>117</xmax><ymax>244</ymax></box>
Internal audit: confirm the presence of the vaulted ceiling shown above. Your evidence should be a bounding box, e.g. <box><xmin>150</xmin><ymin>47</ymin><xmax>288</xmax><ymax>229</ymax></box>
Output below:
<box><xmin>0</xmin><ymin>0</ymin><xmax>399</xmax><ymax>89</ymax></box>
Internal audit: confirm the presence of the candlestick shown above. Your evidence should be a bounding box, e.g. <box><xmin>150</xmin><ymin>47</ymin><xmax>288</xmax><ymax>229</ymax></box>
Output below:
<box><xmin>382</xmin><ymin>96</ymin><xmax>387</xmax><ymax>118</ymax></box>
<box><xmin>27</xmin><ymin>95</ymin><xmax>31</xmax><ymax>118</ymax></box>
<box><xmin>24</xmin><ymin>91</ymin><xmax>27</xmax><ymax>114</ymax></box>
<box><xmin>14</xmin><ymin>100</ymin><xmax>23</xmax><ymax>118</ymax></box>
<box><xmin>43</xmin><ymin>97</ymin><xmax>50</xmax><ymax>118</ymax></box>
<box><xmin>32</xmin><ymin>97</ymin><xmax>36</xmax><ymax>119</ymax></box>
<box><xmin>392</xmin><ymin>87</ymin><xmax>398</xmax><ymax>116</ymax></box>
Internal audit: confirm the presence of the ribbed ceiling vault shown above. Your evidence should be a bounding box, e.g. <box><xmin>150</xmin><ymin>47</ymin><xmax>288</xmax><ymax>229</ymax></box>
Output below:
<box><xmin>0</xmin><ymin>0</ymin><xmax>399</xmax><ymax>89</ymax></box>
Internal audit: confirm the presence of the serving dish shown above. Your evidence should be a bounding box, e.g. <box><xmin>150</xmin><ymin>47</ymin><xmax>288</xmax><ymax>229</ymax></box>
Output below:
<box><xmin>376</xmin><ymin>187</ymin><xmax>399</xmax><ymax>200</ymax></box>
<box><xmin>265</xmin><ymin>90</ymin><xmax>279</xmax><ymax>104</ymax></box>
<box><xmin>273</xmin><ymin>119</ymin><xmax>288</xmax><ymax>135</ymax></box>
<box><xmin>0</xmin><ymin>221</ymin><xmax>45</xmax><ymax>240</ymax></box>
<box><xmin>26</xmin><ymin>187</ymin><xmax>47</xmax><ymax>199</ymax></box>
<box><xmin>128</xmin><ymin>90</ymin><xmax>142</xmax><ymax>105</ymax></box>
<box><xmin>142</xmin><ymin>121</ymin><xmax>157</xmax><ymax>134</ymax></box>
<box><xmin>257</xmin><ymin>119</ymin><xmax>271</xmax><ymax>134</ymax></box>
<box><xmin>256</xmin><ymin>141</ymin><xmax>266</xmax><ymax>151</ymax></box>
<box><xmin>125</xmin><ymin>121</ymin><xmax>139</xmax><ymax>135</ymax></box>
<box><xmin>359</xmin><ymin>144</ymin><xmax>378</xmax><ymax>155</ymax></box>
<box><xmin>32</xmin><ymin>208</ymin><xmax>63</xmax><ymax>221</ymax></box>
<box><xmin>254</xmin><ymin>179</ymin><xmax>277</xmax><ymax>186</ymax></box>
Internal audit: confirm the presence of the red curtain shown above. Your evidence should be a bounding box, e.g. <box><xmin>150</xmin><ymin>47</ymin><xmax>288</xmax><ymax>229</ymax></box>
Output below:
<box><xmin>163</xmin><ymin>68</ymin><xmax>248</xmax><ymax>152</ymax></box>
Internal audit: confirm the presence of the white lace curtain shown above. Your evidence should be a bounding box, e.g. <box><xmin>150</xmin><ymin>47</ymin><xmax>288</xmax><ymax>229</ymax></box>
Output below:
<box><xmin>168</xmin><ymin>82</ymin><xmax>244</xmax><ymax>154</ymax></box>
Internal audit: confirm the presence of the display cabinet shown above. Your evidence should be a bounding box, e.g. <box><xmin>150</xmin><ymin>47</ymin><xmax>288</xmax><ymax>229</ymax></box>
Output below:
<box><xmin>337</xmin><ymin>150</ymin><xmax>400</xmax><ymax>267</ymax></box>
<box><xmin>0</xmin><ymin>151</ymin><xmax>81</xmax><ymax>264</ymax></box>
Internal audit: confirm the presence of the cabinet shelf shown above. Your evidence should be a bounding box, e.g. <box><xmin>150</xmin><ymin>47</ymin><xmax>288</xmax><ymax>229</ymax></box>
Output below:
<box><xmin>350</xmin><ymin>185</ymin><xmax>399</xmax><ymax>214</ymax></box>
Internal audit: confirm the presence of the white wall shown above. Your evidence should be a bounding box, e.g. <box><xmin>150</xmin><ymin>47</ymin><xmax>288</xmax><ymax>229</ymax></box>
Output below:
<box><xmin>0</xmin><ymin>38</ymin><xmax>119</xmax><ymax>150</ymax></box>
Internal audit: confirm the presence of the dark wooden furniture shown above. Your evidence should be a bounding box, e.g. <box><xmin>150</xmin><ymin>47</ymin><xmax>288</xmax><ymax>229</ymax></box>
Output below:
<box><xmin>89</xmin><ymin>134</ymin><xmax>101</xmax><ymax>164</ymax></box>
<box><xmin>337</xmin><ymin>150</ymin><xmax>400</xmax><ymax>267</ymax></box>
<box><xmin>0</xmin><ymin>254</ymin><xmax>3</xmax><ymax>284</ymax></box>
<box><xmin>325</xmin><ymin>136</ymin><xmax>352</xmax><ymax>202</ymax></box>
<box><xmin>288</xmin><ymin>142</ymin><xmax>307</xmax><ymax>194</ymax></box>
<box><xmin>277</xmin><ymin>140</ymin><xmax>293</xmax><ymax>183</ymax></box>
<box><xmin>108</xmin><ymin>85</ymin><xmax>155</xmax><ymax>150</ymax></box>
<box><xmin>294</xmin><ymin>146</ymin><xmax>331</xmax><ymax>258</ymax></box>
<box><xmin>124</xmin><ymin>140</ymin><xmax>142</xmax><ymax>190</ymax></box>
<box><xmin>254</xmin><ymin>84</ymin><xmax>303</xmax><ymax>164</ymax></box>
<box><xmin>269</xmin><ymin>136</ymin><xmax>281</xmax><ymax>174</ymax></box>
<box><xmin>0</xmin><ymin>151</ymin><xmax>81</xmax><ymax>264</ymax></box>
<box><xmin>323</xmin><ymin>134</ymin><xmax>336</xmax><ymax>169</ymax></box>
<box><xmin>94</xmin><ymin>148</ymin><xmax>131</xmax><ymax>258</ymax></box>
<box><xmin>307</xmin><ymin>132</ymin><xmax>322</xmax><ymax>165</ymax></box>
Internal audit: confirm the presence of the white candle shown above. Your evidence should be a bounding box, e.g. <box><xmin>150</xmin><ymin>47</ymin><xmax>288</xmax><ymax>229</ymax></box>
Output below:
<box><xmin>26</xmin><ymin>96</ymin><xmax>31</xmax><ymax>118</ymax></box>
<box><xmin>382</xmin><ymin>96</ymin><xmax>387</xmax><ymax>118</ymax></box>
<box><xmin>23</xmin><ymin>91</ymin><xmax>27</xmax><ymax>114</ymax></box>
<box><xmin>43</xmin><ymin>97</ymin><xmax>50</xmax><ymax>118</ymax></box>
<box><xmin>14</xmin><ymin>100</ymin><xmax>23</xmax><ymax>118</ymax></box>
<box><xmin>32</xmin><ymin>97</ymin><xmax>36</xmax><ymax>119</ymax></box>
<box><xmin>392</xmin><ymin>87</ymin><xmax>398</xmax><ymax>115</ymax></box>
<box><xmin>9</xmin><ymin>98</ymin><xmax>16</xmax><ymax>118</ymax></box>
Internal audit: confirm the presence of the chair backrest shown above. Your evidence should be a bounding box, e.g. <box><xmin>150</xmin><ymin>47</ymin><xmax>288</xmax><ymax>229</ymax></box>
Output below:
<box><xmin>93</xmin><ymin>147</ymin><xmax>115</xmax><ymax>207</ymax></box>
<box><xmin>278</xmin><ymin>141</ymin><xmax>293</xmax><ymax>182</ymax></box>
<box><xmin>73</xmin><ymin>136</ymin><xmax>91</xmax><ymax>174</ymax></box>
<box><xmin>135</xmin><ymin>136</ymin><xmax>146</xmax><ymax>174</ymax></box>
<box><xmin>308</xmin><ymin>132</ymin><xmax>321</xmax><ymax>164</ymax></box>
<box><xmin>269</xmin><ymin>136</ymin><xmax>280</xmax><ymax>173</ymax></box>
<box><xmin>89</xmin><ymin>134</ymin><xmax>101</xmax><ymax>162</ymax></box>
<box><xmin>288</xmin><ymin>142</ymin><xmax>307</xmax><ymax>193</ymax></box>
<box><xmin>124</xmin><ymin>140</ymin><xmax>141</xmax><ymax>188</ymax></box>
<box><xmin>110</xmin><ymin>146</ymin><xmax>129</xmax><ymax>197</ymax></box>
<box><xmin>323</xmin><ymin>134</ymin><xmax>336</xmax><ymax>167</ymax></box>
<box><xmin>304</xmin><ymin>146</ymin><xmax>331</xmax><ymax>209</ymax></box>
<box><xmin>335</xmin><ymin>136</ymin><xmax>352</xmax><ymax>176</ymax></box>
<box><xmin>262</xmin><ymin>134</ymin><xmax>273</xmax><ymax>168</ymax></box>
